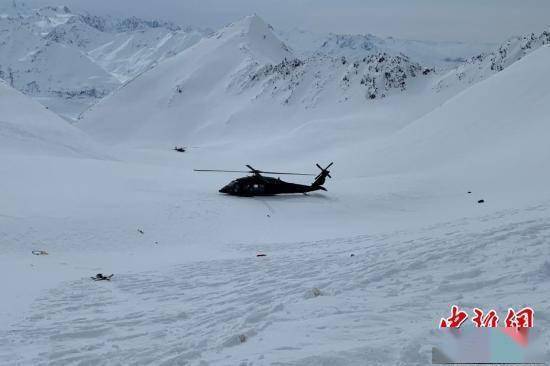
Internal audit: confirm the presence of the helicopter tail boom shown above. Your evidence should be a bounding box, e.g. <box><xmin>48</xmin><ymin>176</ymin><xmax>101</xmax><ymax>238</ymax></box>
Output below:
<box><xmin>311</xmin><ymin>185</ymin><xmax>327</xmax><ymax>191</ymax></box>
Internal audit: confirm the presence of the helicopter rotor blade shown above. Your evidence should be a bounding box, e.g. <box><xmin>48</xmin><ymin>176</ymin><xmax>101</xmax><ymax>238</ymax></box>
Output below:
<box><xmin>246</xmin><ymin>165</ymin><xmax>315</xmax><ymax>176</ymax></box>
<box><xmin>258</xmin><ymin>171</ymin><xmax>315</xmax><ymax>176</ymax></box>
<box><xmin>194</xmin><ymin>169</ymin><xmax>253</xmax><ymax>173</ymax></box>
<box><xmin>195</xmin><ymin>168</ymin><xmax>316</xmax><ymax>176</ymax></box>
<box><xmin>325</xmin><ymin>162</ymin><xmax>333</xmax><ymax>178</ymax></box>
<box><xmin>317</xmin><ymin>162</ymin><xmax>334</xmax><ymax>171</ymax></box>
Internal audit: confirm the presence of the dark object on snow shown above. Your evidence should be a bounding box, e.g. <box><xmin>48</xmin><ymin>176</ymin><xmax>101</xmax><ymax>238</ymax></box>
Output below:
<box><xmin>311</xmin><ymin>287</ymin><xmax>321</xmax><ymax>297</ymax></box>
<box><xmin>256</xmin><ymin>253</ymin><xmax>267</xmax><ymax>257</ymax></box>
<box><xmin>137</xmin><ymin>229</ymin><xmax>144</xmax><ymax>234</ymax></box>
<box><xmin>173</xmin><ymin>146</ymin><xmax>186</xmax><ymax>153</ymax></box>
<box><xmin>350</xmin><ymin>253</ymin><xmax>355</xmax><ymax>257</ymax></box>
<box><xmin>32</xmin><ymin>250</ymin><xmax>49</xmax><ymax>255</ymax></box>
<box><xmin>91</xmin><ymin>273</ymin><xmax>113</xmax><ymax>281</ymax></box>
<box><xmin>478</xmin><ymin>199</ymin><xmax>485</xmax><ymax>203</ymax></box>
<box><xmin>468</xmin><ymin>191</ymin><xmax>472</xmax><ymax>194</ymax></box>
<box><xmin>194</xmin><ymin>163</ymin><xmax>333</xmax><ymax>197</ymax></box>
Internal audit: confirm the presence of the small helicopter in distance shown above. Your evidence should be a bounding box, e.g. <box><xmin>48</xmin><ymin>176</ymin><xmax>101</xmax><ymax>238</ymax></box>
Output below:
<box><xmin>194</xmin><ymin>163</ymin><xmax>333</xmax><ymax>196</ymax></box>
<box><xmin>173</xmin><ymin>146</ymin><xmax>186</xmax><ymax>153</ymax></box>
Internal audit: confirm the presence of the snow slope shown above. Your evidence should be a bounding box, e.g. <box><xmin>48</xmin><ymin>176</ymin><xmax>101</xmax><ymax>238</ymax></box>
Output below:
<box><xmin>86</xmin><ymin>28</ymin><xmax>204</xmax><ymax>83</ymax></box>
<box><xmin>350</xmin><ymin>44</ymin><xmax>550</xmax><ymax>178</ymax></box>
<box><xmin>0</xmin><ymin>79</ymin><xmax>101</xmax><ymax>157</ymax></box>
<box><xmin>79</xmin><ymin>15</ymin><xmax>296</xmax><ymax>145</ymax></box>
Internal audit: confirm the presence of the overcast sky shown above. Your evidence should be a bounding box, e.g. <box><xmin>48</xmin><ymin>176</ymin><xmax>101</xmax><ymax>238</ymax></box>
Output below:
<box><xmin>27</xmin><ymin>0</ymin><xmax>550</xmax><ymax>43</ymax></box>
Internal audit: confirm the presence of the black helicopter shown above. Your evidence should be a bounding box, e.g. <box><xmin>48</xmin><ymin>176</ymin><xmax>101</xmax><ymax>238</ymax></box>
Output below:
<box><xmin>194</xmin><ymin>163</ymin><xmax>333</xmax><ymax>196</ymax></box>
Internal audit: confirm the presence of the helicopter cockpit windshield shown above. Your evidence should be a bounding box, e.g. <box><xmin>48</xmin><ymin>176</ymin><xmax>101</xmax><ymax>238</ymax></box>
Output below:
<box><xmin>219</xmin><ymin>180</ymin><xmax>240</xmax><ymax>194</ymax></box>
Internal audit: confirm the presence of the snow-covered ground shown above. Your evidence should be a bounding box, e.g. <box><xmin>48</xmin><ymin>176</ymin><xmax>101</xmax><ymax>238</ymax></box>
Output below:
<box><xmin>1</xmin><ymin>9</ymin><xmax>550</xmax><ymax>366</ymax></box>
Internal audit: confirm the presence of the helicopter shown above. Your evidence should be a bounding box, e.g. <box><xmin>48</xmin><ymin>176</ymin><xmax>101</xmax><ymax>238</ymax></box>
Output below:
<box><xmin>173</xmin><ymin>146</ymin><xmax>186</xmax><ymax>153</ymax></box>
<box><xmin>194</xmin><ymin>163</ymin><xmax>333</xmax><ymax>196</ymax></box>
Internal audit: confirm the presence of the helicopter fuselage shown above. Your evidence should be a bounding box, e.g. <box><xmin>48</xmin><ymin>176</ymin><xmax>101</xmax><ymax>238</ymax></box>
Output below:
<box><xmin>219</xmin><ymin>175</ymin><xmax>326</xmax><ymax>196</ymax></box>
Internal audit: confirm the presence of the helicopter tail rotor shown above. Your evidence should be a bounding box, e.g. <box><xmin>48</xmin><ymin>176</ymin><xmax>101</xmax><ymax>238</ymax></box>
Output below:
<box><xmin>312</xmin><ymin>162</ymin><xmax>333</xmax><ymax>188</ymax></box>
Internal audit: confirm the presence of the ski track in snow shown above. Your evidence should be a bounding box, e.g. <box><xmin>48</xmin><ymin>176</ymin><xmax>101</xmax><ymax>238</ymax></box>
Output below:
<box><xmin>2</xmin><ymin>204</ymin><xmax>549</xmax><ymax>365</ymax></box>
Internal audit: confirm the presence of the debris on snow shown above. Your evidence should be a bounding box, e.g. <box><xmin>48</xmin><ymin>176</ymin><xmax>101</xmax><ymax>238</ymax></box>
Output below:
<box><xmin>222</xmin><ymin>333</ymin><xmax>252</xmax><ymax>347</ymax></box>
<box><xmin>311</xmin><ymin>287</ymin><xmax>322</xmax><ymax>297</ymax></box>
<box><xmin>31</xmin><ymin>250</ymin><xmax>49</xmax><ymax>256</ymax></box>
<box><xmin>91</xmin><ymin>273</ymin><xmax>114</xmax><ymax>281</ymax></box>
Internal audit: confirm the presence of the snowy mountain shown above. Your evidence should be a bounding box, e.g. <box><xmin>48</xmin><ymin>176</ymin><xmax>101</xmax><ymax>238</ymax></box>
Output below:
<box><xmin>0</xmin><ymin>3</ymin><xmax>207</xmax><ymax>119</ymax></box>
<box><xmin>44</xmin><ymin>12</ymin><xmax>207</xmax><ymax>82</ymax></box>
<box><xmin>79</xmin><ymin>13</ymin><xmax>550</xmax><ymax>163</ymax></box>
<box><xmin>0</xmin><ymin>78</ymin><xmax>101</xmax><ymax>157</ymax></box>
<box><xmin>80</xmin><ymin>15</ymin><xmax>442</xmax><ymax>147</ymax></box>
<box><xmin>278</xmin><ymin>28</ymin><xmax>494</xmax><ymax>69</ymax></box>
<box><xmin>79</xmin><ymin>15</ymin><xmax>296</xmax><ymax>144</ymax></box>
<box><xmin>0</xmin><ymin>3</ymin><xmax>495</xmax><ymax>122</ymax></box>
<box><xmin>435</xmin><ymin>27</ymin><xmax>550</xmax><ymax>92</ymax></box>
<box><xmin>0</xmin><ymin>15</ymin><xmax>119</xmax><ymax>115</ymax></box>
<box><xmin>244</xmin><ymin>52</ymin><xmax>429</xmax><ymax>105</ymax></box>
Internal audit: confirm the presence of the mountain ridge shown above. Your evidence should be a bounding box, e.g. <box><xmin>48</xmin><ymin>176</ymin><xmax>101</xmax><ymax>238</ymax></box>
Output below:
<box><xmin>79</xmin><ymin>14</ymin><xmax>550</xmax><ymax>151</ymax></box>
<box><xmin>0</xmin><ymin>3</ymin><xmax>209</xmax><ymax>118</ymax></box>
